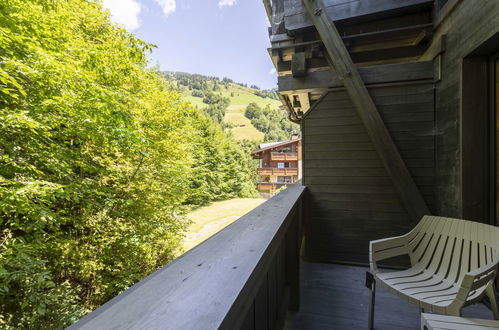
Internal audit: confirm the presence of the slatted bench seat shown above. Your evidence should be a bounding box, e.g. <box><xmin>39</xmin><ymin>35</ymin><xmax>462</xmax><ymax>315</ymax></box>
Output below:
<box><xmin>421</xmin><ymin>313</ymin><xmax>499</xmax><ymax>330</ymax></box>
<box><xmin>368</xmin><ymin>216</ymin><xmax>499</xmax><ymax>329</ymax></box>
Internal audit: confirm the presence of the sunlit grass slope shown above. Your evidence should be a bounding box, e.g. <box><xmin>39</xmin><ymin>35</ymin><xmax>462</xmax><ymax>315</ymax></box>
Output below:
<box><xmin>180</xmin><ymin>83</ymin><xmax>282</xmax><ymax>141</ymax></box>
<box><xmin>183</xmin><ymin>198</ymin><xmax>267</xmax><ymax>251</ymax></box>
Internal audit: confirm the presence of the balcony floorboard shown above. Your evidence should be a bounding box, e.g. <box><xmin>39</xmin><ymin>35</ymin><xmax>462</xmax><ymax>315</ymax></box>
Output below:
<box><xmin>285</xmin><ymin>262</ymin><xmax>493</xmax><ymax>330</ymax></box>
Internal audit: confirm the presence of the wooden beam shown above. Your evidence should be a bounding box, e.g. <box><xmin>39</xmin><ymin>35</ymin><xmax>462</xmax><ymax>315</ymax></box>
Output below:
<box><xmin>262</xmin><ymin>0</ymin><xmax>272</xmax><ymax>22</ymax></box>
<box><xmin>286</xmin><ymin>0</ymin><xmax>433</xmax><ymax>31</ymax></box>
<box><xmin>411</xmin><ymin>29</ymin><xmax>428</xmax><ymax>45</ymax></box>
<box><xmin>292</xmin><ymin>53</ymin><xmax>307</xmax><ymax>77</ymax></box>
<box><xmin>277</xmin><ymin>45</ymin><xmax>427</xmax><ymax>73</ymax></box>
<box><xmin>342</xmin><ymin>23</ymin><xmax>433</xmax><ymax>41</ymax></box>
<box><xmin>434</xmin><ymin>0</ymin><xmax>461</xmax><ymax>28</ymax></box>
<box><xmin>350</xmin><ymin>45</ymin><xmax>427</xmax><ymax>63</ymax></box>
<box><xmin>278</xmin><ymin>61</ymin><xmax>433</xmax><ymax>92</ymax></box>
<box><xmin>298</xmin><ymin>92</ymin><xmax>311</xmax><ymax>112</ymax></box>
<box><xmin>271</xmin><ymin>23</ymin><xmax>432</xmax><ymax>52</ymax></box>
<box><xmin>301</xmin><ymin>0</ymin><xmax>430</xmax><ymax>221</ymax></box>
<box><xmin>278</xmin><ymin>57</ymin><xmax>329</xmax><ymax>73</ymax></box>
<box><xmin>271</xmin><ymin>40</ymin><xmax>322</xmax><ymax>51</ymax></box>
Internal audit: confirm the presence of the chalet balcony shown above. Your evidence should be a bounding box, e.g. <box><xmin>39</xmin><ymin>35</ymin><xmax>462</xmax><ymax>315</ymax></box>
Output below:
<box><xmin>257</xmin><ymin>167</ymin><xmax>299</xmax><ymax>176</ymax></box>
<box><xmin>69</xmin><ymin>184</ymin><xmax>494</xmax><ymax>329</ymax></box>
<box><xmin>66</xmin><ymin>0</ymin><xmax>499</xmax><ymax>327</ymax></box>
<box><xmin>70</xmin><ymin>183</ymin><xmax>305</xmax><ymax>330</ymax></box>
<box><xmin>271</xmin><ymin>152</ymin><xmax>298</xmax><ymax>161</ymax></box>
<box><xmin>284</xmin><ymin>262</ymin><xmax>491</xmax><ymax>329</ymax></box>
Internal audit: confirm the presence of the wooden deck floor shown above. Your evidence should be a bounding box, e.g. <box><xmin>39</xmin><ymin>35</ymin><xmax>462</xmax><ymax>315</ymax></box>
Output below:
<box><xmin>285</xmin><ymin>262</ymin><xmax>494</xmax><ymax>330</ymax></box>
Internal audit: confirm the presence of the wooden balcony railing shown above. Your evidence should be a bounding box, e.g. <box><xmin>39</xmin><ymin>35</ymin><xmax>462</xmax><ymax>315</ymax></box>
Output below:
<box><xmin>257</xmin><ymin>167</ymin><xmax>299</xmax><ymax>176</ymax></box>
<box><xmin>257</xmin><ymin>182</ymin><xmax>277</xmax><ymax>191</ymax></box>
<box><xmin>69</xmin><ymin>183</ymin><xmax>306</xmax><ymax>330</ymax></box>
<box><xmin>257</xmin><ymin>182</ymin><xmax>289</xmax><ymax>191</ymax></box>
<box><xmin>271</xmin><ymin>152</ymin><xmax>298</xmax><ymax>161</ymax></box>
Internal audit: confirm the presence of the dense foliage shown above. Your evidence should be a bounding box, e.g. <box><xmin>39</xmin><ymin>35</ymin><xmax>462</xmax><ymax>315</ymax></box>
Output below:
<box><xmin>245</xmin><ymin>103</ymin><xmax>300</xmax><ymax>142</ymax></box>
<box><xmin>202</xmin><ymin>91</ymin><xmax>231</xmax><ymax>124</ymax></box>
<box><xmin>254</xmin><ymin>89</ymin><xmax>279</xmax><ymax>100</ymax></box>
<box><xmin>0</xmin><ymin>0</ymin><xmax>257</xmax><ymax>328</ymax></box>
<box><xmin>186</xmin><ymin>115</ymin><xmax>258</xmax><ymax>205</ymax></box>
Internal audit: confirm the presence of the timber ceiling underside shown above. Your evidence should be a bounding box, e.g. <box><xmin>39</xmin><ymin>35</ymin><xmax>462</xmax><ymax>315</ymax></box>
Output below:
<box><xmin>269</xmin><ymin>0</ymin><xmax>435</xmax><ymax>121</ymax></box>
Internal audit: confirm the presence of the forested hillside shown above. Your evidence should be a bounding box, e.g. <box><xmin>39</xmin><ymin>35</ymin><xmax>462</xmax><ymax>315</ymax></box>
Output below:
<box><xmin>0</xmin><ymin>1</ymin><xmax>257</xmax><ymax>328</ymax></box>
<box><xmin>245</xmin><ymin>102</ymin><xmax>300</xmax><ymax>142</ymax></box>
<box><xmin>163</xmin><ymin>71</ymin><xmax>299</xmax><ymax>142</ymax></box>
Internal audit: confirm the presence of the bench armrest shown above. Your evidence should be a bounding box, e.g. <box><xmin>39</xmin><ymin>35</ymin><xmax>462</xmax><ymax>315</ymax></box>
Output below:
<box><xmin>457</xmin><ymin>259</ymin><xmax>499</xmax><ymax>302</ymax></box>
<box><xmin>369</xmin><ymin>234</ymin><xmax>410</xmax><ymax>272</ymax></box>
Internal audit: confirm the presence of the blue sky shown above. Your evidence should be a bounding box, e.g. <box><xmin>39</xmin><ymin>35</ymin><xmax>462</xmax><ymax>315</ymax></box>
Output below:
<box><xmin>102</xmin><ymin>0</ymin><xmax>278</xmax><ymax>90</ymax></box>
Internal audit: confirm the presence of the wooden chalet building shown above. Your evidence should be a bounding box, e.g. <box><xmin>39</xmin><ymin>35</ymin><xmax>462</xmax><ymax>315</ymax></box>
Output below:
<box><xmin>266</xmin><ymin>0</ymin><xmax>499</xmax><ymax>264</ymax></box>
<box><xmin>71</xmin><ymin>1</ymin><xmax>499</xmax><ymax>329</ymax></box>
<box><xmin>251</xmin><ymin>136</ymin><xmax>302</xmax><ymax>193</ymax></box>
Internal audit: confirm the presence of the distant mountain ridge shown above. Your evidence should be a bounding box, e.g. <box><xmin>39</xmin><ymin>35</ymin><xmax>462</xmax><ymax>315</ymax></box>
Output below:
<box><xmin>162</xmin><ymin>71</ymin><xmax>279</xmax><ymax>100</ymax></box>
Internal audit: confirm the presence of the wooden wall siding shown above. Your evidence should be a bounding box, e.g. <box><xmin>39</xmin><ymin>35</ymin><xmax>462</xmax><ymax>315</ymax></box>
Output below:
<box><xmin>302</xmin><ymin>80</ymin><xmax>435</xmax><ymax>263</ymax></box>
<box><xmin>420</xmin><ymin>1</ymin><xmax>499</xmax><ymax>218</ymax></box>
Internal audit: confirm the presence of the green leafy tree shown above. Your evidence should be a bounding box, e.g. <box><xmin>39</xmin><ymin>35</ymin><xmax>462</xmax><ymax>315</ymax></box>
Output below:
<box><xmin>244</xmin><ymin>104</ymin><xmax>300</xmax><ymax>142</ymax></box>
<box><xmin>244</xmin><ymin>102</ymin><xmax>263</xmax><ymax>119</ymax></box>
<box><xmin>0</xmin><ymin>1</ymin><xmax>257</xmax><ymax>328</ymax></box>
<box><xmin>191</xmin><ymin>90</ymin><xmax>204</xmax><ymax>98</ymax></box>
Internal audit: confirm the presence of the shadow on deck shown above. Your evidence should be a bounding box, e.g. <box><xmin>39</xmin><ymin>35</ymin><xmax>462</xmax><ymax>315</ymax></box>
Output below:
<box><xmin>285</xmin><ymin>262</ymin><xmax>493</xmax><ymax>330</ymax></box>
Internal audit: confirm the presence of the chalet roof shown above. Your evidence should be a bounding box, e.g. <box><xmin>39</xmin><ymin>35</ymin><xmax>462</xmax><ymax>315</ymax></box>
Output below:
<box><xmin>252</xmin><ymin>137</ymin><xmax>301</xmax><ymax>154</ymax></box>
<box><xmin>258</xmin><ymin>141</ymin><xmax>283</xmax><ymax>149</ymax></box>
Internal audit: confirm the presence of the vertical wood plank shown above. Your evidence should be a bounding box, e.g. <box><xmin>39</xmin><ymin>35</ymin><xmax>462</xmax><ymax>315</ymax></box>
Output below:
<box><xmin>254</xmin><ymin>274</ymin><xmax>269</xmax><ymax>330</ymax></box>
<box><xmin>462</xmin><ymin>57</ymin><xmax>488</xmax><ymax>222</ymax></box>
<box><xmin>240</xmin><ymin>302</ymin><xmax>255</xmax><ymax>330</ymax></box>
<box><xmin>268</xmin><ymin>260</ymin><xmax>277</xmax><ymax>329</ymax></box>
<box><xmin>286</xmin><ymin>208</ymin><xmax>300</xmax><ymax>311</ymax></box>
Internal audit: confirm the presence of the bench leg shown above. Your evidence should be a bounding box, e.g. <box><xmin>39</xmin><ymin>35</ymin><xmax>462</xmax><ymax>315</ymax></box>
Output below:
<box><xmin>486</xmin><ymin>282</ymin><xmax>499</xmax><ymax>320</ymax></box>
<box><xmin>368</xmin><ymin>279</ymin><xmax>376</xmax><ymax>329</ymax></box>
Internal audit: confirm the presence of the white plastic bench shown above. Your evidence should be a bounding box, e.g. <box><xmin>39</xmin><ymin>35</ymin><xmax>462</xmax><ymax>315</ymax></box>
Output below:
<box><xmin>368</xmin><ymin>216</ymin><xmax>499</xmax><ymax>329</ymax></box>
<box><xmin>421</xmin><ymin>313</ymin><xmax>499</xmax><ymax>330</ymax></box>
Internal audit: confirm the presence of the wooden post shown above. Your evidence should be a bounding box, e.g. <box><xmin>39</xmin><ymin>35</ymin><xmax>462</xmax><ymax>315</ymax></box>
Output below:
<box><xmin>301</xmin><ymin>0</ymin><xmax>430</xmax><ymax>221</ymax></box>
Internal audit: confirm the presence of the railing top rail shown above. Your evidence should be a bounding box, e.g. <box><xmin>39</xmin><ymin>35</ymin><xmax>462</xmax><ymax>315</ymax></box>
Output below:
<box><xmin>69</xmin><ymin>183</ymin><xmax>305</xmax><ymax>330</ymax></box>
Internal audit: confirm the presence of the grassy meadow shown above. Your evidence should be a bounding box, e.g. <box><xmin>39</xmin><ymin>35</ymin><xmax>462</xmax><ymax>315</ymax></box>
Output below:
<box><xmin>183</xmin><ymin>198</ymin><xmax>267</xmax><ymax>251</ymax></box>
<box><xmin>181</xmin><ymin>83</ymin><xmax>282</xmax><ymax>141</ymax></box>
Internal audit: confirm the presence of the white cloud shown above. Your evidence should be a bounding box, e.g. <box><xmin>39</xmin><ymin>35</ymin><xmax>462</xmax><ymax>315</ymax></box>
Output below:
<box><xmin>155</xmin><ymin>0</ymin><xmax>176</xmax><ymax>16</ymax></box>
<box><xmin>218</xmin><ymin>0</ymin><xmax>236</xmax><ymax>8</ymax></box>
<box><xmin>269</xmin><ymin>68</ymin><xmax>277</xmax><ymax>75</ymax></box>
<box><xmin>102</xmin><ymin>0</ymin><xmax>142</xmax><ymax>31</ymax></box>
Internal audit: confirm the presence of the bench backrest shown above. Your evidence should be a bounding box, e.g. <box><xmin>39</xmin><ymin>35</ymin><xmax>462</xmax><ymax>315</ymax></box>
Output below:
<box><xmin>405</xmin><ymin>216</ymin><xmax>499</xmax><ymax>283</ymax></box>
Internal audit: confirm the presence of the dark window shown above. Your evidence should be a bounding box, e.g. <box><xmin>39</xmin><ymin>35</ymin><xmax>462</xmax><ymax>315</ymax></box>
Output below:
<box><xmin>277</xmin><ymin>147</ymin><xmax>292</xmax><ymax>153</ymax></box>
